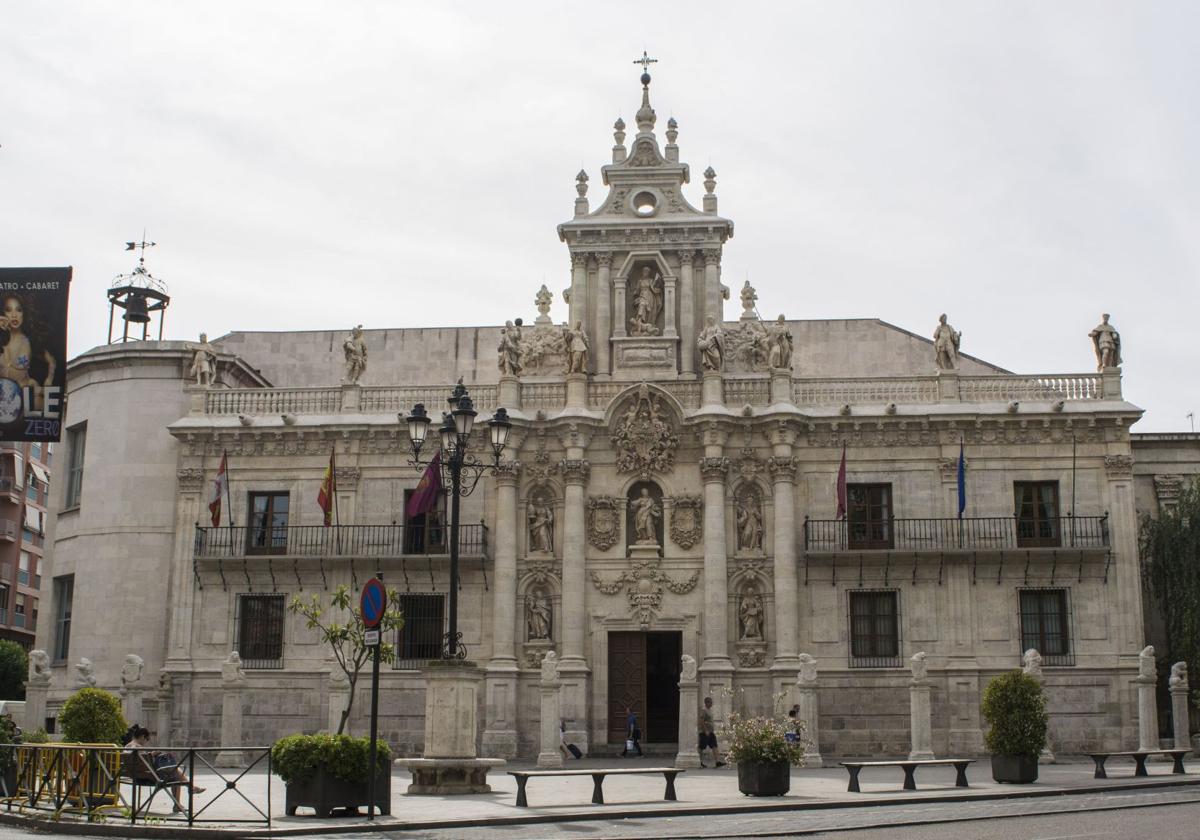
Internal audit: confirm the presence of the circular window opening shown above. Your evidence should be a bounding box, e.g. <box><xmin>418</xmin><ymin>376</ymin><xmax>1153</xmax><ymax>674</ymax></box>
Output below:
<box><xmin>633</xmin><ymin>191</ymin><xmax>658</xmax><ymax>216</ymax></box>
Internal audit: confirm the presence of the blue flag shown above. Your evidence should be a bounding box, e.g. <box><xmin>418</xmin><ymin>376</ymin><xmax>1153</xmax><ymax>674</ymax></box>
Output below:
<box><xmin>956</xmin><ymin>440</ymin><xmax>966</xmax><ymax>518</ymax></box>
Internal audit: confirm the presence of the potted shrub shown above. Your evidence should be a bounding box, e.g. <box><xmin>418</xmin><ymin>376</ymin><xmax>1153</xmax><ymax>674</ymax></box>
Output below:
<box><xmin>272</xmin><ymin>734</ymin><xmax>391</xmax><ymax>817</ymax></box>
<box><xmin>982</xmin><ymin>670</ymin><xmax>1047</xmax><ymax>784</ymax></box>
<box><xmin>722</xmin><ymin>705</ymin><xmax>810</xmax><ymax>796</ymax></box>
<box><xmin>57</xmin><ymin>687</ymin><xmax>129</xmax><ymax>806</ymax></box>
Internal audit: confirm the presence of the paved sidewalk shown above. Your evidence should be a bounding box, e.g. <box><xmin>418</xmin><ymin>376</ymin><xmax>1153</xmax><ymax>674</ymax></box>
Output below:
<box><xmin>2</xmin><ymin>757</ymin><xmax>1196</xmax><ymax>837</ymax></box>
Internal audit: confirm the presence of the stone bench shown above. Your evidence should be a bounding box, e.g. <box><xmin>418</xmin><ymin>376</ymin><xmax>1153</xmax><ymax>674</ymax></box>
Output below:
<box><xmin>840</xmin><ymin>759</ymin><xmax>974</xmax><ymax>792</ymax></box>
<box><xmin>508</xmin><ymin>767</ymin><xmax>684</xmax><ymax>807</ymax></box>
<box><xmin>1088</xmin><ymin>749</ymin><xmax>1190</xmax><ymax>778</ymax></box>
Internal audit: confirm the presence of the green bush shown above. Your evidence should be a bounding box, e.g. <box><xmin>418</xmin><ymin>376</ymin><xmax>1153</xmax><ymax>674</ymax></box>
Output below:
<box><xmin>58</xmin><ymin>688</ymin><xmax>128</xmax><ymax>744</ymax></box>
<box><xmin>22</xmin><ymin>727</ymin><xmax>49</xmax><ymax>744</ymax></box>
<box><xmin>982</xmin><ymin>670</ymin><xmax>1048</xmax><ymax>759</ymax></box>
<box><xmin>0</xmin><ymin>641</ymin><xmax>27</xmax><ymax>700</ymax></box>
<box><xmin>271</xmin><ymin>733</ymin><xmax>392</xmax><ymax>785</ymax></box>
<box><xmin>721</xmin><ymin>711</ymin><xmax>810</xmax><ymax>767</ymax></box>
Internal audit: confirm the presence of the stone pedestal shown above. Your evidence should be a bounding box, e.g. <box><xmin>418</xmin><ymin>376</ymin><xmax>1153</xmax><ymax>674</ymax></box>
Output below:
<box><xmin>498</xmin><ymin>375</ymin><xmax>521</xmax><ymax>411</ymax></box>
<box><xmin>701</xmin><ymin>371</ymin><xmax>724</xmax><ymax>406</ymax></box>
<box><xmin>481</xmin><ymin>666</ymin><xmax>520</xmax><ymax>759</ymax></box>
<box><xmin>1170</xmin><ymin>664</ymin><xmax>1191</xmax><ymax>755</ymax></box>
<box><xmin>340</xmin><ymin>382</ymin><xmax>360</xmax><ymax>411</ymax></box>
<box><xmin>537</xmin><ymin>678</ymin><xmax>563</xmax><ymax>768</ymax></box>
<box><xmin>23</xmin><ymin>683</ymin><xmax>47</xmax><ymax>734</ymax></box>
<box><xmin>769</xmin><ymin>370</ymin><xmax>792</xmax><ymax>405</ymax></box>
<box><xmin>628</xmin><ymin>543</ymin><xmax>661</xmax><ymax>562</ymax></box>
<box><xmin>155</xmin><ymin>677</ymin><xmax>173</xmax><ymax>744</ymax></box>
<box><xmin>675</xmin><ymin>672</ymin><xmax>702</xmax><ymax>768</ymax></box>
<box><xmin>794</xmin><ymin>655</ymin><xmax>823</xmax><ymax>768</ymax></box>
<box><xmin>565</xmin><ymin>373</ymin><xmax>587</xmax><ymax>408</ymax></box>
<box><xmin>1135</xmin><ymin>674</ymin><xmax>1159</xmax><ymax>752</ymax></box>
<box><xmin>120</xmin><ymin>687</ymin><xmax>144</xmax><ymax>728</ymax></box>
<box><xmin>327</xmin><ymin>672</ymin><xmax>350</xmax><ymax>734</ymax></box>
<box><xmin>908</xmin><ymin>681</ymin><xmax>935</xmax><ymax>761</ymax></box>
<box><xmin>557</xmin><ymin>660</ymin><xmax>591</xmax><ymax>755</ymax></box>
<box><xmin>1101</xmin><ymin>366</ymin><xmax>1122</xmax><ymax>399</ymax></box>
<box><xmin>936</xmin><ymin>369</ymin><xmax>959</xmax><ymax>402</ymax></box>
<box><xmin>215</xmin><ymin>688</ymin><xmax>246</xmax><ymax>767</ymax></box>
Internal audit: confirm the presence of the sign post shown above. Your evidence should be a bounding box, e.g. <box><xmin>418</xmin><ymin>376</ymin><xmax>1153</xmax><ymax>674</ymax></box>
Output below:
<box><xmin>360</xmin><ymin>575</ymin><xmax>387</xmax><ymax>820</ymax></box>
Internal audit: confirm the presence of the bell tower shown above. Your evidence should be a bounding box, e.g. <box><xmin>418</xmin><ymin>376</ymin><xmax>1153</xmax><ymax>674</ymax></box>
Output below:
<box><xmin>557</xmin><ymin>55</ymin><xmax>734</xmax><ymax>380</ymax></box>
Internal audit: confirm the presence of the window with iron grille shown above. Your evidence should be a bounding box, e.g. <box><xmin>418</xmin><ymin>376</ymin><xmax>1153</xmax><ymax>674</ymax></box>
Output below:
<box><xmin>1019</xmin><ymin>588</ymin><xmax>1073</xmax><ymax>666</ymax></box>
<box><xmin>847</xmin><ymin>484</ymin><xmax>894</xmax><ymax>549</ymax></box>
<box><xmin>52</xmin><ymin>576</ymin><xmax>72</xmax><ymax>662</ymax></box>
<box><xmin>64</xmin><ymin>423</ymin><xmax>86</xmax><ymax>509</ymax></box>
<box><xmin>247</xmin><ymin>492</ymin><xmax>289</xmax><ymax>555</ymax></box>
<box><xmin>392</xmin><ymin>593</ymin><xmax>445</xmax><ymax>668</ymax></box>
<box><xmin>849</xmin><ymin>589</ymin><xmax>901</xmax><ymax>667</ymax></box>
<box><xmin>1014</xmin><ymin>481</ymin><xmax>1061</xmax><ymax>548</ymax></box>
<box><xmin>235</xmin><ymin>593</ymin><xmax>286</xmax><ymax>669</ymax></box>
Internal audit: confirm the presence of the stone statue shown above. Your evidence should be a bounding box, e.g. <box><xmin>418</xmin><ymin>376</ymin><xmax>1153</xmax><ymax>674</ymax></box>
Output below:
<box><xmin>696</xmin><ymin>316</ymin><xmax>726</xmax><ymax>372</ymax></box>
<box><xmin>736</xmin><ymin>493</ymin><xmax>764</xmax><ymax>552</ymax></box>
<box><xmin>933</xmin><ymin>314</ymin><xmax>961</xmax><ymax>371</ymax></box>
<box><xmin>629</xmin><ymin>266</ymin><xmax>663</xmax><ymax>336</ymax></box>
<box><xmin>910</xmin><ymin>651</ymin><xmax>928</xmax><ymax>681</ymax></box>
<box><xmin>342</xmin><ymin>325</ymin><xmax>368</xmax><ymax>384</ymax></box>
<box><xmin>739</xmin><ymin>280</ymin><xmax>757</xmax><ymax>318</ymax></box>
<box><xmin>739</xmin><ymin>587</ymin><xmax>764</xmax><ymax>639</ymax></box>
<box><xmin>1022</xmin><ymin>648</ymin><xmax>1044</xmax><ymax>680</ymax></box>
<box><xmin>534</xmin><ymin>284</ymin><xmax>553</xmax><ymax>323</ymax></box>
<box><xmin>528</xmin><ymin>498</ymin><xmax>555</xmax><ymax>553</ymax></box>
<box><xmin>798</xmin><ymin>653</ymin><xmax>818</xmax><ymax>685</ymax></box>
<box><xmin>680</xmin><ymin>653</ymin><xmax>697</xmax><ymax>682</ymax></box>
<box><xmin>1089</xmin><ymin>313</ymin><xmax>1122</xmax><ymax>370</ymax></box>
<box><xmin>525</xmin><ymin>593</ymin><xmax>551</xmax><ymax>640</ymax></box>
<box><xmin>1169</xmin><ymin>661</ymin><xmax>1188</xmax><ymax>689</ymax></box>
<box><xmin>157</xmin><ymin>671</ymin><xmax>173</xmax><ymax>696</ymax></box>
<box><xmin>120</xmin><ymin>653</ymin><xmax>144</xmax><ymax>689</ymax></box>
<box><xmin>188</xmin><ymin>333</ymin><xmax>216</xmax><ymax>386</ymax></box>
<box><xmin>28</xmin><ymin>649</ymin><xmax>51</xmax><ymax>685</ymax></box>
<box><xmin>74</xmin><ymin>658</ymin><xmax>96</xmax><ymax>687</ymax></box>
<box><xmin>629</xmin><ymin>487</ymin><xmax>662</xmax><ymax>544</ymax></box>
<box><xmin>1138</xmin><ymin>645</ymin><xmax>1156</xmax><ymax>679</ymax></box>
<box><xmin>563</xmin><ymin>321</ymin><xmax>589</xmax><ymax>374</ymax></box>
<box><xmin>540</xmin><ymin>649</ymin><xmax>559</xmax><ymax>683</ymax></box>
<box><xmin>497</xmin><ymin>320</ymin><xmax>523</xmax><ymax>377</ymax></box>
<box><xmin>222</xmin><ymin>650</ymin><xmax>247</xmax><ymax>685</ymax></box>
<box><xmin>768</xmin><ymin>315</ymin><xmax>794</xmax><ymax>370</ymax></box>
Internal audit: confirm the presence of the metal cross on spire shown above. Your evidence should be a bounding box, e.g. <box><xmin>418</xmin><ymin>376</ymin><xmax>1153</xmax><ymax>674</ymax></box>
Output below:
<box><xmin>633</xmin><ymin>51</ymin><xmax>658</xmax><ymax>73</ymax></box>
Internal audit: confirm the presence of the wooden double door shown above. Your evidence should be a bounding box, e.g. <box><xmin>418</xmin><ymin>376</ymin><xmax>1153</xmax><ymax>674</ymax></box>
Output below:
<box><xmin>607</xmin><ymin>631</ymin><xmax>682</xmax><ymax>743</ymax></box>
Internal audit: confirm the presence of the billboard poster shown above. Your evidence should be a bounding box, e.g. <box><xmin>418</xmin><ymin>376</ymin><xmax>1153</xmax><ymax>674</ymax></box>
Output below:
<box><xmin>0</xmin><ymin>268</ymin><xmax>71</xmax><ymax>442</ymax></box>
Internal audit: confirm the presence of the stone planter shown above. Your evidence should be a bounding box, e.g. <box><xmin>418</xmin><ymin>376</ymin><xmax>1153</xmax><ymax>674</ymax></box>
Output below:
<box><xmin>990</xmin><ymin>754</ymin><xmax>1038</xmax><ymax>784</ymax></box>
<box><xmin>736</xmin><ymin>760</ymin><xmax>790</xmax><ymax>796</ymax></box>
<box><xmin>283</xmin><ymin>764</ymin><xmax>391</xmax><ymax>817</ymax></box>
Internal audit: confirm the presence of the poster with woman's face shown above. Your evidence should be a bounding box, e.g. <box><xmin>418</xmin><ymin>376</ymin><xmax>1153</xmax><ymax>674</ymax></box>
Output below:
<box><xmin>0</xmin><ymin>268</ymin><xmax>71</xmax><ymax>442</ymax></box>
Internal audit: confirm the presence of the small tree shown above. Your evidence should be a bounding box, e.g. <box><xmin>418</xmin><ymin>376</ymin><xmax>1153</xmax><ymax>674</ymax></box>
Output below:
<box><xmin>0</xmin><ymin>641</ymin><xmax>27</xmax><ymax>700</ymax></box>
<box><xmin>289</xmin><ymin>584</ymin><xmax>403</xmax><ymax>735</ymax></box>
<box><xmin>982</xmin><ymin>670</ymin><xmax>1048</xmax><ymax>758</ymax></box>
<box><xmin>59</xmin><ymin>688</ymin><xmax>128</xmax><ymax>744</ymax></box>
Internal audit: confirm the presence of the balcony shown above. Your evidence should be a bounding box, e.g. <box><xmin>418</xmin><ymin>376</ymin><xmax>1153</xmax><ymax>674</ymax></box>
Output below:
<box><xmin>193</xmin><ymin>523</ymin><xmax>489</xmax><ymax>560</ymax></box>
<box><xmin>803</xmin><ymin>515</ymin><xmax>1109</xmax><ymax>554</ymax></box>
<box><xmin>0</xmin><ymin>520</ymin><xmax>16</xmax><ymax>542</ymax></box>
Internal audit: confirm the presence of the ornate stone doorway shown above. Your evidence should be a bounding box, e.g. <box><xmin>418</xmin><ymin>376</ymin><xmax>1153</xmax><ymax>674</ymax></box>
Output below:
<box><xmin>607</xmin><ymin>631</ymin><xmax>681</xmax><ymax>744</ymax></box>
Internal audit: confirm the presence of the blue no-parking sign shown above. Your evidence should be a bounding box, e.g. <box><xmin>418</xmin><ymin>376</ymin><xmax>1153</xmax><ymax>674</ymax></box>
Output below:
<box><xmin>360</xmin><ymin>577</ymin><xmax>387</xmax><ymax>629</ymax></box>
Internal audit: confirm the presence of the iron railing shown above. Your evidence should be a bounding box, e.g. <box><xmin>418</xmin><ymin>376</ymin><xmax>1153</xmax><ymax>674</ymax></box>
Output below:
<box><xmin>804</xmin><ymin>514</ymin><xmax>1108</xmax><ymax>552</ymax></box>
<box><xmin>194</xmin><ymin>523</ymin><xmax>488</xmax><ymax>559</ymax></box>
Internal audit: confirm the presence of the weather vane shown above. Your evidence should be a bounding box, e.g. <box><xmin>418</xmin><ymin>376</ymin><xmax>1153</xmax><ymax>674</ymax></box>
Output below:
<box><xmin>124</xmin><ymin>232</ymin><xmax>156</xmax><ymax>267</ymax></box>
<box><xmin>633</xmin><ymin>51</ymin><xmax>657</xmax><ymax>73</ymax></box>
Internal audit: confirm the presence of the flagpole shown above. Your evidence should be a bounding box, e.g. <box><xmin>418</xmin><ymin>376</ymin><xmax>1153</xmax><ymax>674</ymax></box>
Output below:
<box><xmin>224</xmin><ymin>450</ymin><xmax>234</xmax><ymax>528</ymax></box>
<box><xmin>957</xmin><ymin>436</ymin><xmax>964</xmax><ymax>549</ymax></box>
<box><xmin>1070</xmin><ymin>433</ymin><xmax>1077</xmax><ymax>548</ymax></box>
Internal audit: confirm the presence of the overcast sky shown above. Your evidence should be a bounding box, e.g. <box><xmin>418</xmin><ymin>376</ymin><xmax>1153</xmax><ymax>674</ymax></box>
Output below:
<box><xmin>2</xmin><ymin>1</ymin><xmax>1196</xmax><ymax>431</ymax></box>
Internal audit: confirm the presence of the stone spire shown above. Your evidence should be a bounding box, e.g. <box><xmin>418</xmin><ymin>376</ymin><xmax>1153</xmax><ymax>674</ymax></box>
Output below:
<box><xmin>632</xmin><ymin>51</ymin><xmax>658</xmax><ymax>134</ymax></box>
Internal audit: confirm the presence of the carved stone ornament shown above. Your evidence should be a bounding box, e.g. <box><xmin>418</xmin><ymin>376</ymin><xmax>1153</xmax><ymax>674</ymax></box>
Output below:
<box><xmin>28</xmin><ymin>650</ymin><xmax>51</xmax><ymax>686</ymax></box>
<box><xmin>937</xmin><ymin>458</ymin><xmax>959</xmax><ymax>483</ymax></box>
<box><xmin>1154</xmin><ymin>474</ymin><xmax>1183</xmax><ymax>504</ymax></box>
<box><xmin>590</xmin><ymin>558</ymin><xmax>700</xmax><ymax>629</ymax></box>
<box><xmin>730</xmin><ymin>556</ymin><xmax>773</xmax><ymax>581</ymax></box>
<box><xmin>334</xmin><ymin>466</ymin><xmax>361</xmax><ymax>490</ymax></box>
<box><xmin>680</xmin><ymin>653</ymin><xmax>698</xmax><ymax>682</ymax></box>
<box><xmin>669</xmin><ymin>495</ymin><xmax>703</xmax><ymax>549</ymax></box>
<box><xmin>560</xmin><ymin>458</ymin><xmax>591</xmax><ymax>482</ymax></box>
<box><xmin>75</xmin><ymin>658</ymin><xmax>97</xmax><ymax>688</ymax></box>
<box><xmin>518</xmin><ymin>559</ymin><xmax>561</xmax><ymax>590</ymax></box>
<box><xmin>734</xmin><ymin>448</ymin><xmax>762</xmax><ymax>483</ymax></box>
<box><xmin>177</xmin><ymin>468</ymin><xmax>206</xmax><ymax>490</ymax></box>
<box><xmin>627</xmin><ymin>138</ymin><xmax>660</xmax><ymax>167</ymax></box>
<box><xmin>699</xmin><ymin>456</ymin><xmax>729</xmax><ymax>482</ymax></box>
<box><xmin>724</xmin><ymin>319</ymin><xmax>770</xmax><ymax>373</ymax></box>
<box><xmin>737</xmin><ymin>645</ymin><xmax>767</xmax><ymax>668</ymax></box>
<box><xmin>611</xmin><ymin>384</ymin><xmax>679</xmax><ymax>478</ymax></box>
<box><xmin>222</xmin><ymin>650</ymin><xmax>247</xmax><ymax>686</ymax></box>
<box><xmin>586</xmin><ymin>496</ymin><xmax>622</xmax><ymax>551</ymax></box>
<box><xmin>121</xmin><ymin>653</ymin><xmax>145</xmax><ymax>688</ymax></box>
<box><xmin>1103</xmin><ymin>454</ymin><xmax>1134</xmax><ymax>478</ymax></box>
<box><xmin>766</xmin><ymin>455</ymin><xmax>798</xmax><ymax>483</ymax></box>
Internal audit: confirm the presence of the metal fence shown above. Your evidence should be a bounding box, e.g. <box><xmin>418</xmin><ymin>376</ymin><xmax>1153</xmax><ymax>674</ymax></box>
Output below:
<box><xmin>194</xmin><ymin>522</ymin><xmax>488</xmax><ymax>559</ymax></box>
<box><xmin>803</xmin><ymin>515</ymin><xmax>1108</xmax><ymax>553</ymax></box>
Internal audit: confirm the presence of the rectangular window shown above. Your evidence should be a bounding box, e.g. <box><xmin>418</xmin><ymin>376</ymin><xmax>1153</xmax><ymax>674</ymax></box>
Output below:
<box><xmin>25</xmin><ymin>481</ymin><xmax>38</xmax><ymax>503</ymax></box>
<box><xmin>402</xmin><ymin>489</ymin><xmax>445</xmax><ymax>555</ymax></box>
<box><xmin>235</xmin><ymin>593</ymin><xmax>285</xmax><ymax>669</ymax></box>
<box><xmin>0</xmin><ymin>584</ymin><xmax>8</xmax><ymax>624</ymax></box>
<box><xmin>1014</xmin><ymin>481</ymin><xmax>1060</xmax><ymax>547</ymax></box>
<box><xmin>30</xmin><ymin>598</ymin><xmax>37</xmax><ymax>632</ymax></box>
<box><xmin>14</xmin><ymin>595</ymin><xmax>25</xmax><ymax>629</ymax></box>
<box><xmin>53</xmin><ymin>575</ymin><xmax>73</xmax><ymax>662</ymax></box>
<box><xmin>246</xmin><ymin>492</ymin><xmax>289</xmax><ymax>554</ymax></box>
<box><xmin>18</xmin><ymin>552</ymin><xmax>29</xmax><ymax>586</ymax></box>
<box><xmin>392</xmin><ymin>593</ymin><xmax>445</xmax><ymax>668</ymax></box>
<box><xmin>30</xmin><ymin>443</ymin><xmax>41</xmax><ymax>461</ymax></box>
<box><xmin>847</xmin><ymin>483</ymin><xmax>894</xmax><ymax>549</ymax></box>
<box><xmin>849</xmin><ymin>590</ymin><xmax>901</xmax><ymax>667</ymax></box>
<box><xmin>1019</xmin><ymin>588</ymin><xmax>1073</xmax><ymax>666</ymax></box>
<box><xmin>64</xmin><ymin>423</ymin><xmax>86</xmax><ymax>508</ymax></box>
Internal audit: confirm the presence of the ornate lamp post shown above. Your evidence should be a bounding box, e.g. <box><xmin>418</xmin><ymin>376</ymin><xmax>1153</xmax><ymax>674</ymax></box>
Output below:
<box><xmin>404</xmin><ymin>382</ymin><xmax>511</xmax><ymax>659</ymax></box>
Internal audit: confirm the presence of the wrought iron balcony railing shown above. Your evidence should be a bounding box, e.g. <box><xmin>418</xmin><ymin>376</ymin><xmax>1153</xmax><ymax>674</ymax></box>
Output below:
<box><xmin>803</xmin><ymin>514</ymin><xmax>1108</xmax><ymax>553</ymax></box>
<box><xmin>193</xmin><ymin>523</ymin><xmax>488</xmax><ymax>559</ymax></box>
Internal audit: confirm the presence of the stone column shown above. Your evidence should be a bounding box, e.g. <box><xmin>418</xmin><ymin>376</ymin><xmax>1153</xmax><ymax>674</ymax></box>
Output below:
<box><xmin>795</xmin><ymin>654</ymin><xmax>823</xmax><ymax>768</ymax></box>
<box><xmin>1169</xmin><ymin>662</ymin><xmax>1191</xmax><ymax>751</ymax></box>
<box><xmin>569</xmin><ymin>252</ymin><xmax>589</xmax><ymax>329</ymax></box>
<box><xmin>167</xmin><ymin>469</ymin><xmax>206</xmax><ymax>667</ymax></box>
<box><xmin>613</xmin><ymin>277</ymin><xmax>628</xmax><ymax>338</ymax></box>
<box><xmin>483</xmin><ymin>459</ymin><xmax>521</xmax><ymax>758</ymax></box>
<box><xmin>559</xmin><ymin>455</ymin><xmax>592</xmax><ymax>753</ymax></box>
<box><xmin>1022</xmin><ymin>650</ymin><xmax>1055</xmax><ymax>763</ymax></box>
<box><xmin>663</xmin><ymin>276</ymin><xmax>678</xmax><ymax>337</ymax></box>
<box><xmin>1103</xmin><ymin>455</ymin><xmax>1142</xmax><ymax>654</ymax></box>
<box><xmin>1135</xmin><ymin>645</ymin><xmax>1159</xmax><ymax>752</ymax></box>
<box><xmin>327</xmin><ymin>670</ymin><xmax>350</xmax><ymax>733</ymax></box>
<box><xmin>908</xmin><ymin>652</ymin><xmax>935</xmax><ymax>760</ymax></box>
<box><xmin>700</xmin><ymin>453</ymin><xmax>730</xmax><ymax>668</ymax></box>
<box><xmin>215</xmin><ymin>652</ymin><xmax>247</xmax><ymax>767</ymax></box>
<box><xmin>703</xmin><ymin>249</ymin><xmax>721</xmax><ymax>323</ymax></box>
<box><xmin>537</xmin><ymin>653</ymin><xmax>563</xmax><ymax>768</ymax></box>
<box><xmin>678</xmin><ymin>251</ymin><xmax>696</xmax><ymax>375</ymax></box>
<box><xmin>768</xmin><ymin>447</ymin><xmax>800</xmax><ymax>669</ymax></box>
<box><xmin>595</xmin><ymin>253</ymin><xmax>613</xmax><ymax>377</ymax></box>
<box><xmin>23</xmin><ymin>653</ymin><xmax>50</xmax><ymax>735</ymax></box>
<box><xmin>155</xmin><ymin>674</ymin><xmax>173</xmax><ymax>744</ymax></box>
<box><xmin>675</xmin><ymin>655</ymin><xmax>702</xmax><ymax>768</ymax></box>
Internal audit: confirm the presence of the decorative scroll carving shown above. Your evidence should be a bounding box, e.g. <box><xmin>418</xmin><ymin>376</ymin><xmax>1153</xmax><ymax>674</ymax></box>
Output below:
<box><xmin>699</xmin><ymin>456</ymin><xmax>729</xmax><ymax>482</ymax></box>
<box><xmin>494</xmin><ymin>460</ymin><xmax>523</xmax><ymax>481</ymax></box>
<box><xmin>1154</xmin><ymin>474</ymin><xmax>1183</xmax><ymax>506</ymax></box>
<box><xmin>669</xmin><ymin>495</ymin><xmax>703</xmax><ymax>549</ymax></box>
<box><xmin>766</xmin><ymin>455</ymin><xmax>798</xmax><ymax>483</ymax></box>
<box><xmin>730</xmin><ymin>556</ymin><xmax>773</xmax><ymax>581</ymax></box>
<box><xmin>611</xmin><ymin>385</ymin><xmax>678</xmax><ymax>478</ymax></box>
<box><xmin>334</xmin><ymin>467</ymin><xmax>360</xmax><ymax>489</ymax></box>
<box><xmin>177</xmin><ymin>468</ymin><xmax>205</xmax><ymax>490</ymax></box>
<box><xmin>590</xmin><ymin>558</ymin><xmax>700</xmax><ymax>629</ymax></box>
<box><xmin>559</xmin><ymin>459</ymin><xmax>591</xmax><ymax>482</ymax></box>
<box><xmin>586</xmin><ymin>496</ymin><xmax>622</xmax><ymax>551</ymax></box>
<box><xmin>1103</xmin><ymin>454</ymin><xmax>1134</xmax><ymax>478</ymax></box>
<box><xmin>734</xmin><ymin>448</ymin><xmax>762</xmax><ymax>483</ymax></box>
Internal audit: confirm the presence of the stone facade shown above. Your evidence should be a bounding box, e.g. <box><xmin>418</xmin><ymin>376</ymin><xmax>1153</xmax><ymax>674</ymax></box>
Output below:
<box><xmin>31</xmin><ymin>71</ymin><xmax>1178</xmax><ymax>760</ymax></box>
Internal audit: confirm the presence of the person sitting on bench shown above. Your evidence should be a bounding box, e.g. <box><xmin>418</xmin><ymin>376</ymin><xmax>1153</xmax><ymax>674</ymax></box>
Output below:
<box><xmin>125</xmin><ymin>725</ymin><xmax>204</xmax><ymax>812</ymax></box>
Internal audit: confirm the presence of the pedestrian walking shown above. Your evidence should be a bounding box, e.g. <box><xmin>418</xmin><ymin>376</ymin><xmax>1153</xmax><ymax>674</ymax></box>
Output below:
<box><xmin>699</xmin><ymin>696</ymin><xmax>724</xmax><ymax>768</ymax></box>
<box><xmin>621</xmin><ymin>706</ymin><xmax>644</xmax><ymax>757</ymax></box>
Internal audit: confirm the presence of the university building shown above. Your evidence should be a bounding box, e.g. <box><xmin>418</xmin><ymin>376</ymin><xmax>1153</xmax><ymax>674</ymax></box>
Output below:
<box><xmin>29</xmin><ymin>70</ymin><xmax>1199</xmax><ymax>758</ymax></box>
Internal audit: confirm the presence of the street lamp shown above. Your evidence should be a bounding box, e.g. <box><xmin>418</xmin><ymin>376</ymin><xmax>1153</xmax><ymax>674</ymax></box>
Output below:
<box><xmin>403</xmin><ymin>384</ymin><xmax>511</xmax><ymax>659</ymax></box>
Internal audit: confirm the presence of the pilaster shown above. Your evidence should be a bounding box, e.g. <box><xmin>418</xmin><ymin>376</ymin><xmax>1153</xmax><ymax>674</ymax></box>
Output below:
<box><xmin>570</xmin><ymin>252</ymin><xmax>590</xmax><ymax>329</ymax></box>
<box><xmin>767</xmin><ymin>450</ymin><xmax>800</xmax><ymax>669</ymax></box>
<box><xmin>483</xmin><ymin>459</ymin><xmax>522</xmax><ymax>758</ymax></box>
<box><xmin>595</xmin><ymin>253</ymin><xmax>613</xmax><ymax>377</ymax></box>
<box><xmin>558</xmin><ymin>455</ymin><xmax>592</xmax><ymax>753</ymax></box>
<box><xmin>678</xmin><ymin>250</ymin><xmax>697</xmax><ymax>375</ymax></box>
<box><xmin>700</xmin><ymin>453</ymin><xmax>731</xmax><ymax>670</ymax></box>
<box><xmin>703</xmin><ymin>249</ymin><xmax>721</xmax><ymax>324</ymax></box>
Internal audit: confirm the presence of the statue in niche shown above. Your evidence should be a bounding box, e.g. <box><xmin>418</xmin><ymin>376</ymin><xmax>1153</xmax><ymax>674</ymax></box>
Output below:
<box><xmin>739</xmin><ymin>586</ymin><xmax>764</xmax><ymax>639</ymax></box>
<box><xmin>1089</xmin><ymin>313</ymin><xmax>1122</xmax><ymax>370</ymax></box>
<box><xmin>188</xmin><ymin>333</ymin><xmax>216</xmax><ymax>386</ymax></box>
<box><xmin>527</xmin><ymin>496</ymin><xmax>555</xmax><ymax>554</ymax></box>
<box><xmin>768</xmin><ymin>315</ymin><xmax>794</xmax><ymax>371</ymax></box>
<box><xmin>497</xmin><ymin>319</ymin><xmax>523</xmax><ymax>377</ymax></box>
<box><xmin>736</xmin><ymin>492</ymin><xmax>764</xmax><ymax>552</ymax></box>
<box><xmin>933</xmin><ymin>314</ymin><xmax>961</xmax><ymax>371</ymax></box>
<box><xmin>697</xmin><ymin>316</ymin><xmax>726</xmax><ymax>371</ymax></box>
<box><xmin>629</xmin><ymin>487</ymin><xmax>662</xmax><ymax>545</ymax></box>
<box><xmin>342</xmin><ymin>324</ymin><xmax>368</xmax><ymax>384</ymax></box>
<box><xmin>562</xmin><ymin>321</ymin><xmax>589</xmax><ymax>374</ymax></box>
<box><xmin>629</xmin><ymin>266</ymin><xmax>663</xmax><ymax>336</ymax></box>
<box><xmin>525</xmin><ymin>592</ymin><xmax>552</xmax><ymax>640</ymax></box>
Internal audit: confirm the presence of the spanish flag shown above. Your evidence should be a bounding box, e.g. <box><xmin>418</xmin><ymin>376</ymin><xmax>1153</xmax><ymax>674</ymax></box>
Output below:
<box><xmin>317</xmin><ymin>449</ymin><xmax>336</xmax><ymax>526</ymax></box>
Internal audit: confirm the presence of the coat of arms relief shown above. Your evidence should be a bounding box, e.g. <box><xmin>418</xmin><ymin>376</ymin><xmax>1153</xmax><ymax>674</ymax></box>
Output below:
<box><xmin>590</xmin><ymin>558</ymin><xmax>700</xmax><ymax>630</ymax></box>
<box><xmin>610</xmin><ymin>384</ymin><xmax>678</xmax><ymax>479</ymax></box>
